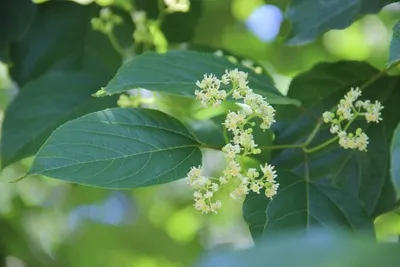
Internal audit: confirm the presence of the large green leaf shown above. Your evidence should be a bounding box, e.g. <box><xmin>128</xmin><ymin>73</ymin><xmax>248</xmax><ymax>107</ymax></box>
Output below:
<box><xmin>26</xmin><ymin>108</ymin><xmax>202</xmax><ymax>188</ymax></box>
<box><xmin>391</xmin><ymin>123</ymin><xmax>400</xmax><ymax>196</ymax></box>
<box><xmin>389</xmin><ymin>21</ymin><xmax>400</xmax><ymax>67</ymax></box>
<box><xmin>0</xmin><ymin>0</ymin><xmax>36</xmax><ymax>62</ymax></box>
<box><xmin>0</xmin><ymin>71</ymin><xmax>118</xmax><ymax>168</ymax></box>
<box><xmin>243</xmin><ymin>61</ymin><xmax>400</xmax><ymax>239</ymax></box>
<box><xmin>104</xmin><ymin>50</ymin><xmax>300</xmax><ymax>105</ymax></box>
<box><xmin>10</xmin><ymin>1</ymin><xmax>95</xmax><ymax>85</ymax></box>
<box><xmin>243</xmin><ymin>171</ymin><xmax>374</xmax><ymax>240</ymax></box>
<box><xmin>196</xmin><ymin>230</ymin><xmax>400</xmax><ymax>267</ymax></box>
<box><xmin>9</xmin><ymin>1</ymin><xmax>131</xmax><ymax>85</ymax></box>
<box><xmin>286</xmin><ymin>0</ymin><xmax>397</xmax><ymax>45</ymax></box>
<box><xmin>271</xmin><ymin>62</ymin><xmax>400</xmax><ymax>216</ymax></box>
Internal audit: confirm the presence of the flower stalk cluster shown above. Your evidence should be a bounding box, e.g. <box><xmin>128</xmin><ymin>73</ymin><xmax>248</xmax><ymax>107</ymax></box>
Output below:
<box><xmin>322</xmin><ymin>87</ymin><xmax>383</xmax><ymax>151</ymax></box>
<box><xmin>188</xmin><ymin>69</ymin><xmax>278</xmax><ymax>214</ymax></box>
<box><xmin>91</xmin><ymin>8</ymin><xmax>122</xmax><ymax>34</ymax></box>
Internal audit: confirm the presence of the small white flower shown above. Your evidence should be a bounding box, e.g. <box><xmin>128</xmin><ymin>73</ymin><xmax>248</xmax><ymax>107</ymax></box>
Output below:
<box><xmin>322</xmin><ymin>111</ymin><xmax>334</xmax><ymax>123</ymax></box>
<box><xmin>224</xmin><ymin>111</ymin><xmax>246</xmax><ymax>132</ymax></box>
<box><xmin>194</xmin><ymin>198</ymin><xmax>209</xmax><ymax>213</ymax></box>
<box><xmin>365</xmin><ymin>101</ymin><xmax>383</xmax><ymax>123</ymax></box>
<box><xmin>356</xmin><ymin>132</ymin><xmax>369</xmax><ymax>151</ymax></box>
<box><xmin>219</xmin><ymin>176</ymin><xmax>228</xmax><ymax>185</ymax></box>
<box><xmin>222</xmin><ymin>143</ymin><xmax>241</xmax><ymax>159</ymax></box>
<box><xmin>250</xmin><ymin>182</ymin><xmax>261</xmax><ymax>194</ymax></box>
<box><xmin>193</xmin><ymin>191</ymin><xmax>202</xmax><ymax>199</ymax></box>
<box><xmin>204</xmin><ymin>191</ymin><xmax>213</xmax><ymax>199</ymax></box>
<box><xmin>265</xmin><ymin>183</ymin><xmax>279</xmax><ymax>198</ymax></box>
<box><xmin>223</xmin><ymin>160</ymin><xmax>241</xmax><ymax>177</ymax></box>
<box><xmin>246</xmin><ymin>168</ymin><xmax>260</xmax><ymax>179</ymax></box>
<box><xmin>338</xmin><ymin>131</ymin><xmax>347</xmax><ymax>138</ymax></box>
<box><xmin>261</xmin><ymin>163</ymin><xmax>277</xmax><ymax>183</ymax></box>
<box><xmin>210</xmin><ymin>183</ymin><xmax>219</xmax><ymax>192</ymax></box>
<box><xmin>330</xmin><ymin>124</ymin><xmax>339</xmax><ymax>134</ymax></box>
<box><xmin>230</xmin><ymin>183</ymin><xmax>249</xmax><ymax>200</ymax></box>
<box><xmin>210</xmin><ymin>200</ymin><xmax>222</xmax><ymax>213</ymax></box>
<box><xmin>195</xmin><ymin>74</ymin><xmax>226</xmax><ymax>107</ymax></box>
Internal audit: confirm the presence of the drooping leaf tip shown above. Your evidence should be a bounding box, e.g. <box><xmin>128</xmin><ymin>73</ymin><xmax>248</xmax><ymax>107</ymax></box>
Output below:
<box><xmin>92</xmin><ymin>87</ymin><xmax>109</xmax><ymax>98</ymax></box>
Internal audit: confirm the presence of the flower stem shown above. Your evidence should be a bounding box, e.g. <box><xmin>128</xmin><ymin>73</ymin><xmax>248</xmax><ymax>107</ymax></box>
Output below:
<box><xmin>258</xmin><ymin>143</ymin><xmax>304</xmax><ymax>150</ymax></box>
<box><xmin>157</xmin><ymin>0</ymin><xmax>166</xmax><ymax>25</ymax></box>
<box><xmin>108</xmin><ymin>32</ymin><xmax>126</xmax><ymax>57</ymax></box>
<box><xmin>303</xmin><ymin>136</ymin><xmax>338</xmax><ymax>153</ymax></box>
<box><xmin>303</xmin><ymin>114</ymin><xmax>359</xmax><ymax>154</ymax></box>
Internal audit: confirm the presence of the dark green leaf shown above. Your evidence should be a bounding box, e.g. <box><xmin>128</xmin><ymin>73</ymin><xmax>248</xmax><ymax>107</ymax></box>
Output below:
<box><xmin>83</xmin><ymin>28</ymin><xmax>122</xmax><ymax>79</ymax></box>
<box><xmin>272</xmin><ymin>61</ymin><xmax>400</xmax><ymax>216</ymax></box>
<box><xmin>286</xmin><ymin>0</ymin><xmax>397</xmax><ymax>45</ymax></box>
<box><xmin>243</xmin><ymin>171</ymin><xmax>374</xmax><ymax>240</ymax></box>
<box><xmin>9</xmin><ymin>1</ymin><xmax>131</xmax><ymax>85</ymax></box>
<box><xmin>187</xmin><ymin>115</ymin><xmax>226</xmax><ymax>149</ymax></box>
<box><xmin>244</xmin><ymin>61</ymin><xmax>400</xmax><ymax>239</ymax></box>
<box><xmin>196</xmin><ymin>230</ymin><xmax>400</xmax><ymax>267</ymax></box>
<box><xmin>10</xmin><ymin>1</ymin><xmax>95</xmax><ymax>85</ymax></box>
<box><xmin>389</xmin><ymin>22</ymin><xmax>400</xmax><ymax>67</ymax></box>
<box><xmin>26</xmin><ymin>108</ymin><xmax>202</xmax><ymax>188</ymax></box>
<box><xmin>105</xmin><ymin>50</ymin><xmax>299</xmax><ymax>105</ymax></box>
<box><xmin>391</xmin><ymin>123</ymin><xmax>400</xmax><ymax>197</ymax></box>
<box><xmin>1</xmin><ymin>71</ymin><xmax>118</xmax><ymax>168</ymax></box>
<box><xmin>161</xmin><ymin>0</ymin><xmax>202</xmax><ymax>43</ymax></box>
<box><xmin>0</xmin><ymin>0</ymin><xmax>36</xmax><ymax>62</ymax></box>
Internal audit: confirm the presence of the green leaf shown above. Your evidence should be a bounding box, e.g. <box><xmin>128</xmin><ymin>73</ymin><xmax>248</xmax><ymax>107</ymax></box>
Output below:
<box><xmin>243</xmin><ymin>171</ymin><xmax>374</xmax><ymax>240</ymax></box>
<box><xmin>391</xmin><ymin>123</ymin><xmax>400</xmax><ymax>196</ymax></box>
<box><xmin>105</xmin><ymin>50</ymin><xmax>300</xmax><ymax>106</ymax></box>
<box><xmin>9</xmin><ymin>1</ymin><xmax>131</xmax><ymax>85</ymax></box>
<box><xmin>272</xmin><ymin>61</ymin><xmax>400</xmax><ymax>216</ymax></box>
<box><xmin>1</xmin><ymin>71</ymin><xmax>118</xmax><ymax>168</ymax></box>
<box><xmin>286</xmin><ymin>0</ymin><xmax>397</xmax><ymax>45</ymax></box>
<box><xmin>0</xmin><ymin>0</ymin><xmax>36</xmax><ymax>62</ymax></box>
<box><xmin>26</xmin><ymin>108</ymin><xmax>202</xmax><ymax>188</ymax></box>
<box><xmin>389</xmin><ymin>22</ymin><xmax>400</xmax><ymax>67</ymax></box>
<box><xmin>243</xmin><ymin>61</ymin><xmax>400</xmax><ymax>239</ymax></box>
<box><xmin>10</xmin><ymin>1</ymin><xmax>95</xmax><ymax>85</ymax></box>
<box><xmin>196</xmin><ymin>230</ymin><xmax>400</xmax><ymax>267</ymax></box>
<box><xmin>187</xmin><ymin>115</ymin><xmax>226</xmax><ymax>149</ymax></box>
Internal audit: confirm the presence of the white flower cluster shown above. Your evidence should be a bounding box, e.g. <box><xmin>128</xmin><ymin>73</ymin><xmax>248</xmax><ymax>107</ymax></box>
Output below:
<box><xmin>164</xmin><ymin>0</ymin><xmax>190</xmax><ymax>13</ymax></box>
<box><xmin>322</xmin><ymin>87</ymin><xmax>383</xmax><ymax>151</ymax></box>
<box><xmin>189</xmin><ymin>69</ymin><xmax>278</xmax><ymax>214</ymax></box>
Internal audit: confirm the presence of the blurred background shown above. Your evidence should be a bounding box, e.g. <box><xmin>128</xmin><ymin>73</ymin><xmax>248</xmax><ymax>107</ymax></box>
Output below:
<box><xmin>1</xmin><ymin>0</ymin><xmax>400</xmax><ymax>266</ymax></box>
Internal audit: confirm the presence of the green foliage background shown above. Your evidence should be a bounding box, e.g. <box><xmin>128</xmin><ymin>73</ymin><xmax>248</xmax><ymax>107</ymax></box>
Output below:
<box><xmin>0</xmin><ymin>0</ymin><xmax>400</xmax><ymax>266</ymax></box>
